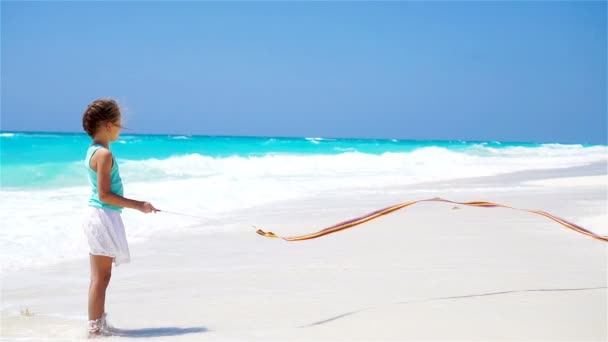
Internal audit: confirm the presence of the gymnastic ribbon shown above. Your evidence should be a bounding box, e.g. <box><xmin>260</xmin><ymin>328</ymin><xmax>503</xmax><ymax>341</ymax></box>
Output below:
<box><xmin>255</xmin><ymin>197</ymin><xmax>607</xmax><ymax>242</ymax></box>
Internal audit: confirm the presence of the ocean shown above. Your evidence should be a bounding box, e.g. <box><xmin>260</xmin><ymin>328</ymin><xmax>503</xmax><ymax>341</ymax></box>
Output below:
<box><xmin>1</xmin><ymin>131</ymin><xmax>606</xmax><ymax>271</ymax></box>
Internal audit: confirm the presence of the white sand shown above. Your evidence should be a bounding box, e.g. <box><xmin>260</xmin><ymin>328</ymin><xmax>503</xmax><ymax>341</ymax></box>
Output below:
<box><xmin>1</xmin><ymin>164</ymin><xmax>606</xmax><ymax>341</ymax></box>
<box><xmin>523</xmin><ymin>174</ymin><xmax>608</xmax><ymax>187</ymax></box>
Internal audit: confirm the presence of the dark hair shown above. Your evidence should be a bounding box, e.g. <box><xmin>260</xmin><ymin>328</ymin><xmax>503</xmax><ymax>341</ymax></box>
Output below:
<box><xmin>82</xmin><ymin>98</ymin><xmax>121</xmax><ymax>137</ymax></box>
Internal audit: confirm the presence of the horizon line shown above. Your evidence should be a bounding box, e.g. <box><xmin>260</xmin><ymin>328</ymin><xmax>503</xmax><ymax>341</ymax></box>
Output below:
<box><xmin>0</xmin><ymin>129</ymin><xmax>605</xmax><ymax>146</ymax></box>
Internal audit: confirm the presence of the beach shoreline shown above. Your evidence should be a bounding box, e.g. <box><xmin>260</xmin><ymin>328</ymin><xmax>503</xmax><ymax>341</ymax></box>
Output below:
<box><xmin>2</xmin><ymin>162</ymin><xmax>606</xmax><ymax>340</ymax></box>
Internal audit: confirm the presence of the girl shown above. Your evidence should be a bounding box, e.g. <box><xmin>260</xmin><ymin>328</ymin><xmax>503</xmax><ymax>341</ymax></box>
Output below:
<box><xmin>81</xmin><ymin>98</ymin><xmax>158</xmax><ymax>336</ymax></box>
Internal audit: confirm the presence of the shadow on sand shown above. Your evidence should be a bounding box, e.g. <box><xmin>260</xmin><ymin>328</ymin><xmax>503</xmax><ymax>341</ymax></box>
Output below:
<box><xmin>300</xmin><ymin>286</ymin><xmax>607</xmax><ymax>328</ymax></box>
<box><xmin>108</xmin><ymin>326</ymin><xmax>208</xmax><ymax>338</ymax></box>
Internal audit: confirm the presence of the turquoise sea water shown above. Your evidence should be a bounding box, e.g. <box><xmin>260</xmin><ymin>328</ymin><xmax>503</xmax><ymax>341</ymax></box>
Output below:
<box><xmin>2</xmin><ymin>131</ymin><xmax>593</xmax><ymax>190</ymax></box>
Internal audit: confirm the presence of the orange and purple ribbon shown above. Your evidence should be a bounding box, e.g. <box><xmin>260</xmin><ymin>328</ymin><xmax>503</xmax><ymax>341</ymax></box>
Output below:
<box><xmin>255</xmin><ymin>197</ymin><xmax>607</xmax><ymax>242</ymax></box>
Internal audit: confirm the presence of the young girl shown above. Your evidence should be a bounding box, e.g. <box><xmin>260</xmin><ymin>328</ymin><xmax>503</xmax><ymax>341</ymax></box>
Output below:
<box><xmin>81</xmin><ymin>98</ymin><xmax>158</xmax><ymax>336</ymax></box>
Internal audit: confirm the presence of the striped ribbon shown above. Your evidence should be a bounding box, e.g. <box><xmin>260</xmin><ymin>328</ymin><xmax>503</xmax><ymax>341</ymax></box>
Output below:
<box><xmin>255</xmin><ymin>197</ymin><xmax>607</xmax><ymax>242</ymax></box>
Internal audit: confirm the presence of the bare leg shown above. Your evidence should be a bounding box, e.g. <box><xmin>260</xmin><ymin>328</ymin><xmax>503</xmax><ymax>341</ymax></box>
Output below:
<box><xmin>88</xmin><ymin>254</ymin><xmax>113</xmax><ymax>333</ymax></box>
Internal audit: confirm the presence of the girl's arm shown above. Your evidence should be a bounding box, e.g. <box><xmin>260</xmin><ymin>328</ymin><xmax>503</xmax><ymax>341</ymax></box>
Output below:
<box><xmin>94</xmin><ymin>148</ymin><xmax>157</xmax><ymax>213</ymax></box>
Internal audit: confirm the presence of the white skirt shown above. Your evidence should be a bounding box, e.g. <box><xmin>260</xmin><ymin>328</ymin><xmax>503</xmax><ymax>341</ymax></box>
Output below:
<box><xmin>82</xmin><ymin>207</ymin><xmax>131</xmax><ymax>266</ymax></box>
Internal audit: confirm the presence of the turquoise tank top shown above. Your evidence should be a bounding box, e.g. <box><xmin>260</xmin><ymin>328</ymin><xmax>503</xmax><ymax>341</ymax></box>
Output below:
<box><xmin>85</xmin><ymin>144</ymin><xmax>124</xmax><ymax>212</ymax></box>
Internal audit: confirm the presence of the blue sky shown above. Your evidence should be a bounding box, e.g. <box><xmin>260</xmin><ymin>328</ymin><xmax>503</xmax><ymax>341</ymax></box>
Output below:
<box><xmin>1</xmin><ymin>1</ymin><xmax>606</xmax><ymax>144</ymax></box>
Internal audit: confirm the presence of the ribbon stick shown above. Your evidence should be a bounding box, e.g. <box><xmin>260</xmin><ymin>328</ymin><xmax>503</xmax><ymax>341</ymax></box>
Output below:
<box><xmin>255</xmin><ymin>197</ymin><xmax>607</xmax><ymax>242</ymax></box>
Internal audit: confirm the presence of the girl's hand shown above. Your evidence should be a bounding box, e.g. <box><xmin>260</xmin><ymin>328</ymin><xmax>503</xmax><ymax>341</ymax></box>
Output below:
<box><xmin>137</xmin><ymin>201</ymin><xmax>159</xmax><ymax>213</ymax></box>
